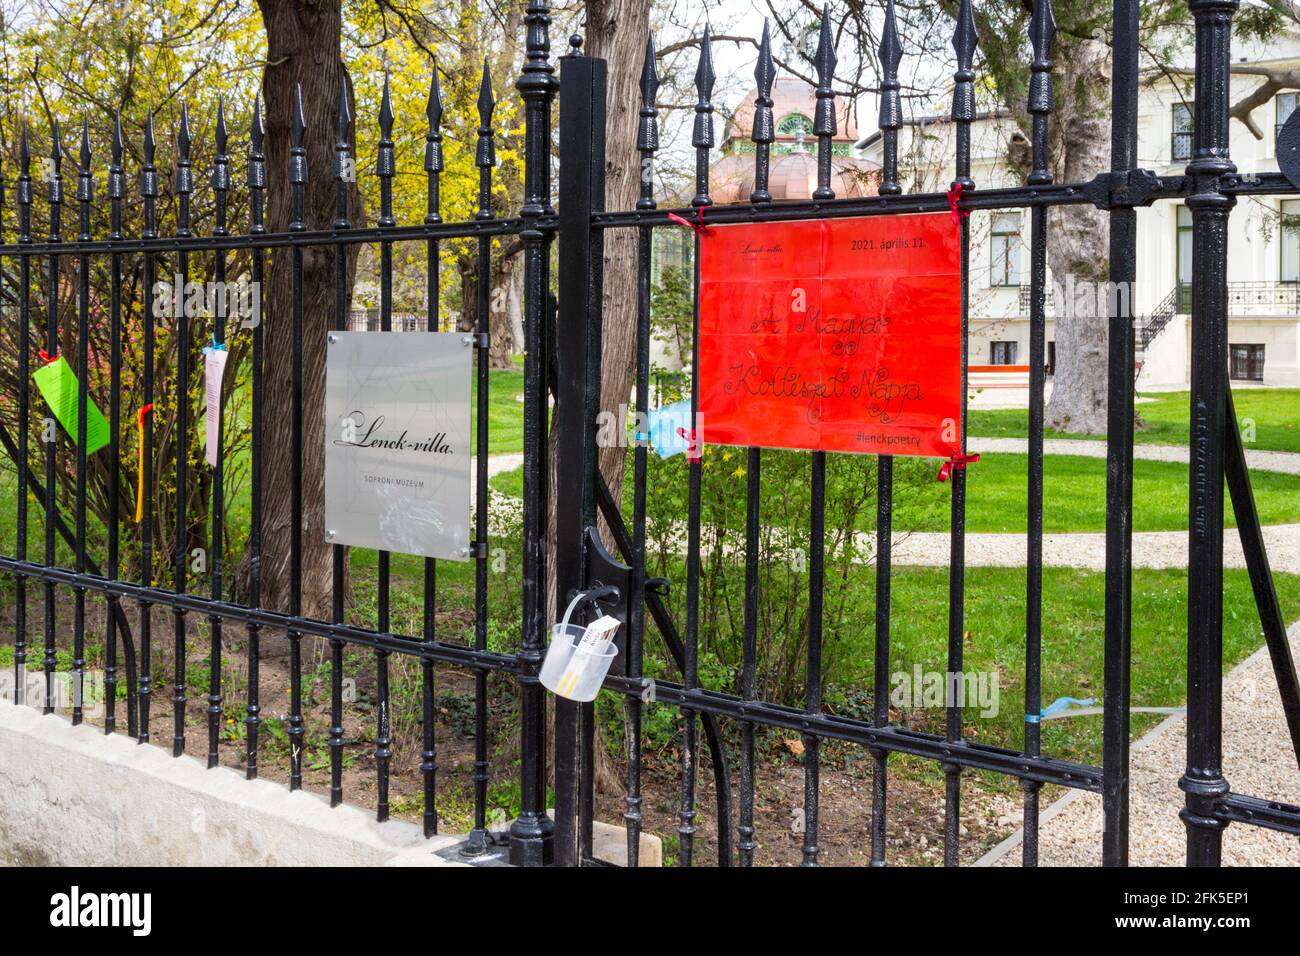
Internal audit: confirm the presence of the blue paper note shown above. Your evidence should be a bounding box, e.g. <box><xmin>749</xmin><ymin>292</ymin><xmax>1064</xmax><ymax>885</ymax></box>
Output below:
<box><xmin>647</xmin><ymin>399</ymin><xmax>694</xmax><ymax>459</ymax></box>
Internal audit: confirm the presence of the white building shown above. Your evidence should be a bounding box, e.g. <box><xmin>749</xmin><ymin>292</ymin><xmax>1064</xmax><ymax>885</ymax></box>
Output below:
<box><xmin>856</xmin><ymin>35</ymin><xmax>1300</xmax><ymax>388</ymax></box>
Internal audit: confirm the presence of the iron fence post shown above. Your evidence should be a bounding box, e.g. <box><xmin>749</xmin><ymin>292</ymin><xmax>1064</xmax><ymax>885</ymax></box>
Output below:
<box><xmin>510</xmin><ymin>0</ymin><xmax>559</xmax><ymax>867</ymax></box>
<box><xmin>1101</xmin><ymin>0</ymin><xmax>1139</xmax><ymax>867</ymax></box>
<box><xmin>1181</xmin><ymin>0</ymin><xmax>1239</xmax><ymax>866</ymax></box>
<box><xmin>553</xmin><ymin>42</ymin><xmax>606</xmax><ymax>867</ymax></box>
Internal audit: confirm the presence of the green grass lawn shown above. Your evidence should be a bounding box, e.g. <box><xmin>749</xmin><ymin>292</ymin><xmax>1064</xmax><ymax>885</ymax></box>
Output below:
<box><xmin>490</xmin><ymin>450</ymin><xmax>1300</xmax><ymax>534</ymax></box>
<box><xmin>473</xmin><ymin>365</ymin><xmax>525</xmax><ymax>456</ymax></box>
<box><xmin>969</xmin><ymin>388</ymin><xmax>1300</xmax><ymax>453</ymax></box>
<box><xmin>819</xmin><ymin>565</ymin><xmax>1300</xmax><ymax>768</ymax></box>
<box><xmin>892</xmin><ymin>452</ymin><xmax>1300</xmax><ymax>533</ymax></box>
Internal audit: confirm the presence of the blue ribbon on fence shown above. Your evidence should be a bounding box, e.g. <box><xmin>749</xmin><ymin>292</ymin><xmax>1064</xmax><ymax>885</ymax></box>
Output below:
<box><xmin>1025</xmin><ymin>696</ymin><xmax>1095</xmax><ymax>724</ymax></box>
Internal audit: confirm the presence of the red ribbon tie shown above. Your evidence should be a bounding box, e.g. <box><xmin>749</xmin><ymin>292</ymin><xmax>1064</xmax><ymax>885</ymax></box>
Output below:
<box><xmin>667</xmin><ymin>206</ymin><xmax>708</xmax><ymax>236</ymax></box>
<box><xmin>676</xmin><ymin>426</ymin><xmax>702</xmax><ymax>462</ymax></box>
<box><xmin>38</xmin><ymin>348</ymin><xmax>55</xmax><ymax>364</ymax></box>
<box><xmin>137</xmin><ymin>403</ymin><xmax>154</xmax><ymax>427</ymax></box>
<box><xmin>937</xmin><ymin>451</ymin><xmax>979</xmax><ymax>482</ymax></box>
<box><xmin>947</xmin><ymin>182</ymin><xmax>970</xmax><ymax>225</ymax></box>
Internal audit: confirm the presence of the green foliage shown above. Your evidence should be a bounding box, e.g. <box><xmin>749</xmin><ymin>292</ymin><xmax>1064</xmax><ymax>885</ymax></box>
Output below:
<box><xmin>641</xmin><ymin>443</ymin><xmax>934</xmax><ymax>704</ymax></box>
<box><xmin>650</xmin><ymin>265</ymin><xmax>694</xmax><ymax>372</ymax></box>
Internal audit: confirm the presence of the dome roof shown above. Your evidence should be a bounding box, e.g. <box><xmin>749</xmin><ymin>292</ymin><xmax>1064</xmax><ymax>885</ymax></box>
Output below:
<box><xmin>722</xmin><ymin>76</ymin><xmax>860</xmax><ymax>148</ymax></box>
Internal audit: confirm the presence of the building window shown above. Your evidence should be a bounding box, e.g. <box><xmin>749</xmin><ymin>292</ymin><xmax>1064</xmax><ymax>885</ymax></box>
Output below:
<box><xmin>1172</xmin><ymin>103</ymin><xmax>1194</xmax><ymax>162</ymax></box>
<box><xmin>1282</xmin><ymin>199</ymin><xmax>1300</xmax><ymax>283</ymax></box>
<box><xmin>1278</xmin><ymin>92</ymin><xmax>1299</xmax><ymax>141</ymax></box>
<box><xmin>990</xmin><ymin>341</ymin><xmax>1018</xmax><ymax>365</ymax></box>
<box><xmin>1230</xmin><ymin>344</ymin><xmax>1265</xmax><ymax>381</ymax></box>
<box><xmin>777</xmin><ymin>113</ymin><xmax>813</xmax><ymax>137</ymax></box>
<box><xmin>1177</xmin><ymin>205</ymin><xmax>1193</xmax><ymax>312</ymax></box>
<box><xmin>990</xmin><ymin>212</ymin><xmax>1021</xmax><ymax>287</ymax></box>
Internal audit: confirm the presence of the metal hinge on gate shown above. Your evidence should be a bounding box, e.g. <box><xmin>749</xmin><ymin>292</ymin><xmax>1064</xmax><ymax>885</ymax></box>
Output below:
<box><xmin>1082</xmin><ymin>168</ymin><xmax>1164</xmax><ymax>210</ymax></box>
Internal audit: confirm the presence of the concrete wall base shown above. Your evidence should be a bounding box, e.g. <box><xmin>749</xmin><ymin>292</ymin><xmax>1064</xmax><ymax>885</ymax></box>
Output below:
<box><xmin>0</xmin><ymin>700</ymin><xmax>659</xmax><ymax>867</ymax></box>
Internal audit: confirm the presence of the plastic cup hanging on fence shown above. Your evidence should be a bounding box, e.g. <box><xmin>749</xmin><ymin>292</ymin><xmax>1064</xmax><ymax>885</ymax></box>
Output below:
<box><xmin>540</xmin><ymin>591</ymin><xmax>621</xmax><ymax>702</ymax></box>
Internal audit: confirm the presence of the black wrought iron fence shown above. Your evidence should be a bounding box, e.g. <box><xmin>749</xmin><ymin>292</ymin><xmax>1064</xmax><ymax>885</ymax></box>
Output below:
<box><xmin>550</xmin><ymin>0</ymin><xmax>1300</xmax><ymax>868</ymax></box>
<box><xmin>0</xmin><ymin>2</ymin><xmax>560</xmax><ymax>866</ymax></box>
<box><xmin>0</xmin><ymin>0</ymin><xmax>1297</xmax><ymax>869</ymax></box>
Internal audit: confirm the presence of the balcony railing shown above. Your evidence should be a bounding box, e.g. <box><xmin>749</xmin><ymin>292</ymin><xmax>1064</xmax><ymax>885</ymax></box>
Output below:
<box><xmin>1017</xmin><ymin>281</ymin><xmax>1300</xmax><ymax>321</ymax></box>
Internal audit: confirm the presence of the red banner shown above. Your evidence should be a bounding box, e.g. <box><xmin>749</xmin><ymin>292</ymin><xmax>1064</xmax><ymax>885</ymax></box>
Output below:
<box><xmin>697</xmin><ymin>213</ymin><xmax>962</xmax><ymax>459</ymax></box>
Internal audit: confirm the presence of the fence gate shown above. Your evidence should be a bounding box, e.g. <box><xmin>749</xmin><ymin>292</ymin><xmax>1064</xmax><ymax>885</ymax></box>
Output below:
<box><xmin>547</xmin><ymin>0</ymin><xmax>1300</xmax><ymax>867</ymax></box>
<box><xmin>0</xmin><ymin>0</ymin><xmax>1298</xmax><ymax>869</ymax></box>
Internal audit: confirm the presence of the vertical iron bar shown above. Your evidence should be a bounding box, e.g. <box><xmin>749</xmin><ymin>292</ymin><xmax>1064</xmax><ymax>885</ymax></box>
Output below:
<box><xmin>73</xmin><ymin>120</ymin><xmax>91</xmax><ymax>727</ymax></box>
<box><xmin>465</xmin><ymin>62</ymin><xmax>496</xmax><ymax>854</ymax></box>
<box><xmin>106</xmin><ymin>114</ymin><xmax>125</xmax><ymax>735</ymax></box>
<box><xmin>871</xmin><ymin>0</ymin><xmax>902</xmax><ymax>868</ymax></box>
<box><xmin>679</xmin><ymin>24</ymin><xmax>715</xmax><ymax>869</ymax></box>
<box><xmin>1023</xmin><ymin>0</ymin><xmax>1056</xmax><ymax>867</ymax></box>
<box><xmin>945</xmin><ymin>0</ymin><xmax>977</xmax><ymax>867</ymax></box>
<box><xmin>622</xmin><ymin>32</ymin><xmax>659</xmax><ymax>869</ymax></box>
<box><xmin>139</xmin><ymin>114</ymin><xmax>157</xmax><ymax>743</ymax></box>
<box><xmin>737</xmin><ymin>22</ymin><xmax>774</xmax><ymax>869</ymax></box>
<box><xmin>509</xmin><ymin>0</ymin><xmax>558</xmax><ymax>866</ymax></box>
<box><xmin>173</xmin><ymin>106</ymin><xmax>193</xmax><ymax>757</ymax></box>
<box><xmin>800</xmin><ymin>8</ymin><xmax>838</xmax><ymax>867</ymax></box>
<box><xmin>421</xmin><ymin>68</ymin><xmax>443</xmax><ymax>835</ymax></box>
<box><xmin>246</xmin><ymin>99</ymin><xmax>266</xmax><ymax>778</ymax></box>
<box><xmin>1180</xmin><ymin>0</ymin><xmax>1237</xmax><ymax>867</ymax></box>
<box><xmin>1102</xmin><ymin>0</ymin><xmax>1140</xmax><ymax>867</ymax></box>
<box><xmin>208</xmin><ymin>101</ymin><xmax>230</xmax><ymax>768</ymax></box>
<box><xmin>15</xmin><ymin>127</ymin><xmax>31</xmax><ymax>709</ymax></box>
<box><xmin>374</xmin><ymin>76</ymin><xmax>396</xmax><ymax>819</ymax></box>
<box><xmin>287</xmin><ymin>87</ymin><xmax>307</xmax><ymax>790</ymax></box>
<box><xmin>330</xmin><ymin>82</ymin><xmax>352</xmax><ymax>809</ymax></box>
<box><xmin>43</xmin><ymin>122</ymin><xmax>62</xmax><ymax>717</ymax></box>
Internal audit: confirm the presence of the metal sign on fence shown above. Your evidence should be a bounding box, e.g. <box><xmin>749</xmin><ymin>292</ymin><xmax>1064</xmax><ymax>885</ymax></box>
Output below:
<box><xmin>324</xmin><ymin>331</ymin><xmax>472</xmax><ymax>560</ymax></box>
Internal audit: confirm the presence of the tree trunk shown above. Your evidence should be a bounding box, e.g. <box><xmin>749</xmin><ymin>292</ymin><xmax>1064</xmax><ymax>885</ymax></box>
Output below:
<box><xmin>1043</xmin><ymin>37</ymin><xmax>1112</xmax><ymax>435</ymax></box>
<box><xmin>457</xmin><ymin>251</ymin><xmax>518</xmax><ymax>368</ymax></box>
<box><xmin>255</xmin><ymin>0</ymin><xmax>361</xmax><ymax>625</ymax></box>
<box><xmin>587</xmin><ymin>0</ymin><xmax>650</xmax><ymax>519</ymax></box>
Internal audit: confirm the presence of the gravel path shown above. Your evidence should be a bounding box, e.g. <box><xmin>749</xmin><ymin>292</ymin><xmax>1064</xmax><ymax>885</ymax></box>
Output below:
<box><xmin>982</xmin><ymin>622</ymin><xmax>1300</xmax><ymax>866</ymax></box>
<box><xmin>873</xmin><ymin>523</ymin><xmax>1300</xmax><ymax>574</ymax></box>
<box><xmin>971</xmin><ymin>436</ymin><xmax>1300</xmax><ymax>476</ymax></box>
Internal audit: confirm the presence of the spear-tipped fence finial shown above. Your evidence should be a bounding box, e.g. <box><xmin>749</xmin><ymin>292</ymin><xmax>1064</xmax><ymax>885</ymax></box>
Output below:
<box><xmin>638</xmin><ymin>33</ymin><xmax>660</xmax><ymax>210</ymax></box>
<box><xmin>109</xmin><ymin>112</ymin><xmax>125</xmax><ymax>236</ymax></box>
<box><xmin>176</xmin><ymin>103</ymin><xmax>192</xmax><ymax>236</ymax></box>
<box><xmin>248</xmin><ymin>95</ymin><xmax>267</xmax><ymax>234</ymax></box>
<box><xmin>878</xmin><ymin>0</ymin><xmax>903</xmax><ymax>196</ymax></box>
<box><xmin>952</xmin><ymin>0</ymin><xmax>977</xmax><ymax>124</ymax></box>
<box><xmin>751</xmin><ymin>20</ymin><xmax>776</xmax><ymax>203</ymax></box>
<box><xmin>951</xmin><ymin>0</ymin><xmax>978</xmax><ymax>190</ymax></box>
<box><xmin>290</xmin><ymin>83</ymin><xmax>308</xmax><ymax>188</ymax></box>
<box><xmin>1028</xmin><ymin>0</ymin><xmax>1056</xmax><ymax>184</ymax></box>
<box><xmin>476</xmin><ymin>60</ymin><xmax>496</xmax><ymax>170</ymax></box>
<box><xmin>212</xmin><ymin>99</ymin><xmax>231</xmax><ymax>237</ymax></box>
<box><xmin>639</xmin><ymin>32</ymin><xmax>660</xmax><ymax>154</ymax></box>
<box><xmin>77</xmin><ymin>118</ymin><xmax>93</xmax><ymax>199</ymax></box>
<box><xmin>692</xmin><ymin>23</ymin><xmax>716</xmax><ymax>209</ymax></box>
<box><xmin>812</xmin><ymin>5</ymin><xmax>838</xmax><ymax>199</ymax></box>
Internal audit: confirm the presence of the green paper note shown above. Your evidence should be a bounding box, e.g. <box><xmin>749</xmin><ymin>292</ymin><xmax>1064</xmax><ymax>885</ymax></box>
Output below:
<box><xmin>32</xmin><ymin>356</ymin><xmax>110</xmax><ymax>455</ymax></box>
